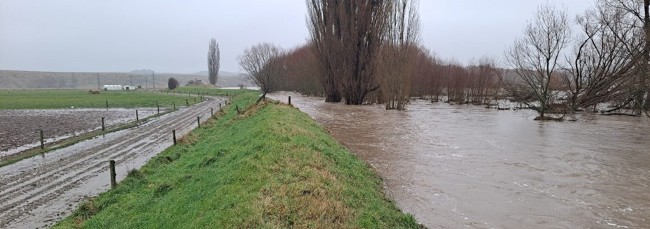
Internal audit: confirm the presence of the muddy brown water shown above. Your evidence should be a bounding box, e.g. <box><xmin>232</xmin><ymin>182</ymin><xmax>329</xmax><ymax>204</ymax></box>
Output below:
<box><xmin>270</xmin><ymin>92</ymin><xmax>650</xmax><ymax>229</ymax></box>
<box><xmin>0</xmin><ymin>97</ymin><xmax>225</xmax><ymax>228</ymax></box>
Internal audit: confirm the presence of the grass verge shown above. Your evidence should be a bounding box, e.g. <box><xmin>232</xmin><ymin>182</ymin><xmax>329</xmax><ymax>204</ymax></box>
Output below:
<box><xmin>54</xmin><ymin>91</ymin><xmax>421</xmax><ymax>228</ymax></box>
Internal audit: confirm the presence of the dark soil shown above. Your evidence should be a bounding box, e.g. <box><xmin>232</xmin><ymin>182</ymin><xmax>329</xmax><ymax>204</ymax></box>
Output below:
<box><xmin>0</xmin><ymin>108</ymin><xmax>156</xmax><ymax>154</ymax></box>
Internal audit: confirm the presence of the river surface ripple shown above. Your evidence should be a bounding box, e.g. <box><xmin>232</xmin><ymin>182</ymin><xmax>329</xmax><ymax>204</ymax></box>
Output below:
<box><xmin>270</xmin><ymin>92</ymin><xmax>650</xmax><ymax>229</ymax></box>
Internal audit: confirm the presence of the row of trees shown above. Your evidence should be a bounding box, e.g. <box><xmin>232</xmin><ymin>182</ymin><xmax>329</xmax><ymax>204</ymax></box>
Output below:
<box><xmin>235</xmin><ymin>0</ymin><xmax>649</xmax><ymax>120</ymax></box>
<box><xmin>236</xmin><ymin>0</ymin><xmax>423</xmax><ymax>109</ymax></box>
<box><xmin>239</xmin><ymin>41</ymin><xmax>501</xmax><ymax>107</ymax></box>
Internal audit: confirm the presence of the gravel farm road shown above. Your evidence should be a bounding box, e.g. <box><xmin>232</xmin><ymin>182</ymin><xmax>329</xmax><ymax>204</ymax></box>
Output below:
<box><xmin>0</xmin><ymin>96</ymin><xmax>226</xmax><ymax>229</ymax></box>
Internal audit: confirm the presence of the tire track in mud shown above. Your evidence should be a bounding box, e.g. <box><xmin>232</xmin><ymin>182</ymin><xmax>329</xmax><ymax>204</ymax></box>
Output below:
<box><xmin>1</xmin><ymin>103</ymin><xmax>201</xmax><ymax>190</ymax></box>
<box><xmin>0</xmin><ymin>96</ymin><xmax>226</xmax><ymax>228</ymax></box>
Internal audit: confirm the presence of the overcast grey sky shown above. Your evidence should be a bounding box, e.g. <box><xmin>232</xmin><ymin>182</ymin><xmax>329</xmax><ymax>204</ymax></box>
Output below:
<box><xmin>0</xmin><ymin>0</ymin><xmax>593</xmax><ymax>73</ymax></box>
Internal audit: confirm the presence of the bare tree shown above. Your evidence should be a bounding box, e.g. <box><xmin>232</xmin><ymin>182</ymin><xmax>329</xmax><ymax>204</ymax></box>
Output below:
<box><xmin>506</xmin><ymin>3</ymin><xmax>571</xmax><ymax>120</ymax></box>
<box><xmin>307</xmin><ymin>0</ymin><xmax>392</xmax><ymax>105</ymax></box>
<box><xmin>379</xmin><ymin>0</ymin><xmax>421</xmax><ymax>110</ymax></box>
<box><xmin>208</xmin><ymin>38</ymin><xmax>220</xmax><ymax>86</ymax></box>
<box><xmin>307</xmin><ymin>0</ymin><xmax>342</xmax><ymax>102</ymax></box>
<box><xmin>604</xmin><ymin>0</ymin><xmax>650</xmax><ymax>113</ymax></box>
<box><xmin>564</xmin><ymin>2</ymin><xmax>641</xmax><ymax>111</ymax></box>
<box><xmin>238</xmin><ymin>43</ymin><xmax>283</xmax><ymax>101</ymax></box>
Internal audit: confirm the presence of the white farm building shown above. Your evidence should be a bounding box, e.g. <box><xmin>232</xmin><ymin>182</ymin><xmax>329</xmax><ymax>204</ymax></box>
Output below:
<box><xmin>103</xmin><ymin>85</ymin><xmax>136</xmax><ymax>91</ymax></box>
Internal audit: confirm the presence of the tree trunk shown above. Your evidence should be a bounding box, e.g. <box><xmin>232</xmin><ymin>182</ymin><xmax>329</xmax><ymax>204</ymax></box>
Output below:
<box><xmin>324</xmin><ymin>76</ymin><xmax>341</xmax><ymax>102</ymax></box>
<box><xmin>638</xmin><ymin>0</ymin><xmax>650</xmax><ymax>110</ymax></box>
<box><xmin>345</xmin><ymin>92</ymin><xmax>365</xmax><ymax>105</ymax></box>
<box><xmin>325</xmin><ymin>92</ymin><xmax>342</xmax><ymax>102</ymax></box>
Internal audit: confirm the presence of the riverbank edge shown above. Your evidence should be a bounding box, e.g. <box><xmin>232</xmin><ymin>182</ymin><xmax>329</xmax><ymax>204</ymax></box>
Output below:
<box><xmin>53</xmin><ymin>91</ymin><xmax>422</xmax><ymax>228</ymax></box>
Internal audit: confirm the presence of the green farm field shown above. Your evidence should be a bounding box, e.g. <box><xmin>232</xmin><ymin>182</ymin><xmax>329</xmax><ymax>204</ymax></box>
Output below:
<box><xmin>0</xmin><ymin>89</ymin><xmax>202</xmax><ymax>110</ymax></box>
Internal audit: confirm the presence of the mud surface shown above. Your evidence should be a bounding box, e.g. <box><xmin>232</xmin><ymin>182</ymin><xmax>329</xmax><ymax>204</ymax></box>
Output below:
<box><xmin>0</xmin><ymin>97</ymin><xmax>224</xmax><ymax>228</ymax></box>
<box><xmin>270</xmin><ymin>92</ymin><xmax>650</xmax><ymax>228</ymax></box>
<box><xmin>0</xmin><ymin>108</ymin><xmax>158</xmax><ymax>155</ymax></box>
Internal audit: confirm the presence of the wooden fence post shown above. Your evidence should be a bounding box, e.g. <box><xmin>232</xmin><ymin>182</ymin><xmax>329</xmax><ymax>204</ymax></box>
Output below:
<box><xmin>288</xmin><ymin>96</ymin><xmax>291</xmax><ymax>105</ymax></box>
<box><xmin>197</xmin><ymin>116</ymin><xmax>201</xmax><ymax>128</ymax></box>
<box><xmin>211</xmin><ymin>108</ymin><xmax>214</xmax><ymax>117</ymax></box>
<box><xmin>101</xmin><ymin>117</ymin><xmax>105</xmax><ymax>131</ymax></box>
<box><xmin>39</xmin><ymin>130</ymin><xmax>44</xmax><ymax>149</ymax></box>
<box><xmin>136</xmin><ymin>110</ymin><xmax>139</xmax><ymax>122</ymax></box>
<box><xmin>109</xmin><ymin>160</ymin><xmax>116</xmax><ymax>189</ymax></box>
<box><xmin>172</xmin><ymin>130</ymin><xmax>177</xmax><ymax>145</ymax></box>
<box><xmin>157</xmin><ymin>101</ymin><xmax>160</xmax><ymax>114</ymax></box>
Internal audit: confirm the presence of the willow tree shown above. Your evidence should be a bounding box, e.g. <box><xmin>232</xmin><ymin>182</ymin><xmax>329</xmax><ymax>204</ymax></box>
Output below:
<box><xmin>506</xmin><ymin>3</ymin><xmax>571</xmax><ymax>120</ymax></box>
<box><xmin>604</xmin><ymin>0</ymin><xmax>650</xmax><ymax>113</ymax></box>
<box><xmin>307</xmin><ymin>0</ymin><xmax>392</xmax><ymax>104</ymax></box>
<box><xmin>238</xmin><ymin>43</ymin><xmax>283</xmax><ymax>101</ymax></box>
<box><xmin>564</xmin><ymin>2</ymin><xmax>641</xmax><ymax>111</ymax></box>
<box><xmin>379</xmin><ymin>0</ymin><xmax>420</xmax><ymax>110</ymax></box>
<box><xmin>208</xmin><ymin>38</ymin><xmax>220</xmax><ymax>86</ymax></box>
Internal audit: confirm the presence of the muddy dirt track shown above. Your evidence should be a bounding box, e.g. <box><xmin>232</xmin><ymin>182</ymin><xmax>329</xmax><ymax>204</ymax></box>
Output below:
<box><xmin>0</xmin><ymin>96</ymin><xmax>225</xmax><ymax>228</ymax></box>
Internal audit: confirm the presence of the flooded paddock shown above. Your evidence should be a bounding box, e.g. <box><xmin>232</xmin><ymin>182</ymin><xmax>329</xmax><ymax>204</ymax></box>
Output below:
<box><xmin>0</xmin><ymin>98</ymin><xmax>223</xmax><ymax>228</ymax></box>
<box><xmin>270</xmin><ymin>92</ymin><xmax>650</xmax><ymax>228</ymax></box>
<box><xmin>0</xmin><ymin>108</ymin><xmax>158</xmax><ymax>157</ymax></box>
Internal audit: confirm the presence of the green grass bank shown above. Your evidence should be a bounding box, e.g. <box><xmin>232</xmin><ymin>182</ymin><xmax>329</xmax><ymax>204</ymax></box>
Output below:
<box><xmin>54</xmin><ymin>92</ymin><xmax>421</xmax><ymax>228</ymax></box>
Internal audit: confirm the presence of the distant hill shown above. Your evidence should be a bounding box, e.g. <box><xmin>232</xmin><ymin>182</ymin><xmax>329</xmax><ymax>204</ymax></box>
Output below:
<box><xmin>0</xmin><ymin>70</ymin><xmax>255</xmax><ymax>89</ymax></box>
<box><xmin>193</xmin><ymin>71</ymin><xmax>240</xmax><ymax>77</ymax></box>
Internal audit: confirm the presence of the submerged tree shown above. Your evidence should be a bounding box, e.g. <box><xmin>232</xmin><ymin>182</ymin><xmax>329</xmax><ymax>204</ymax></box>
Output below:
<box><xmin>307</xmin><ymin>0</ymin><xmax>342</xmax><ymax>102</ymax></box>
<box><xmin>307</xmin><ymin>0</ymin><xmax>392</xmax><ymax>104</ymax></box>
<box><xmin>379</xmin><ymin>0</ymin><xmax>421</xmax><ymax>110</ymax></box>
<box><xmin>208</xmin><ymin>38</ymin><xmax>220</xmax><ymax>86</ymax></box>
<box><xmin>506</xmin><ymin>3</ymin><xmax>571</xmax><ymax>120</ymax></box>
<box><xmin>274</xmin><ymin>44</ymin><xmax>324</xmax><ymax>96</ymax></box>
<box><xmin>238</xmin><ymin>43</ymin><xmax>283</xmax><ymax>101</ymax></box>
<box><xmin>564</xmin><ymin>2</ymin><xmax>641</xmax><ymax>111</ymax></box>
<box><xmin>604</xmin><ymin>0</ymin><xmax>650</xmax><ymax>114</ymax></box>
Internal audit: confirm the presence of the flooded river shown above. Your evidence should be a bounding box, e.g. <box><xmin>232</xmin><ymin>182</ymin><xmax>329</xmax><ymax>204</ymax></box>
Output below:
<box><xmin>270</xmin><ymin>92</ymin><xmax>650</xmax><ymax>228</ymax></box>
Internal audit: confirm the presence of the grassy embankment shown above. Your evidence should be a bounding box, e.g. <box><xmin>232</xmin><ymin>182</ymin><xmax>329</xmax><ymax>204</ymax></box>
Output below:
<box><xmin>55</xmin><ymin>91</ymin><xmax>421</xmax><ymax>228</ymax></box>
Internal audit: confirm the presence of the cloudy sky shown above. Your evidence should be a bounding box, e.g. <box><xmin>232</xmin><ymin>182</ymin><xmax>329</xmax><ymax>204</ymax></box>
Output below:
<box><xmin>0</xmin><ymin>0</ymin><xmax>594</xmax><ymax>73</ymax></box>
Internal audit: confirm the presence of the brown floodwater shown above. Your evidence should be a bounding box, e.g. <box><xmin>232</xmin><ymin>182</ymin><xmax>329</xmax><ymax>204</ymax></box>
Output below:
<box><xmin>269</xmin><ymin>92</ymin><xmax>650</xmax><ymax>229</ymax></box>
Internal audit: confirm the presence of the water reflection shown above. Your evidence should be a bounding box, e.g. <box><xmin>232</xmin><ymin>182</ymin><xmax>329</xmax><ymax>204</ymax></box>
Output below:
<box><xmin>270</xmin><ymin>92</ymin><xmax>650</xmax><ymax>228</ymax></box>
